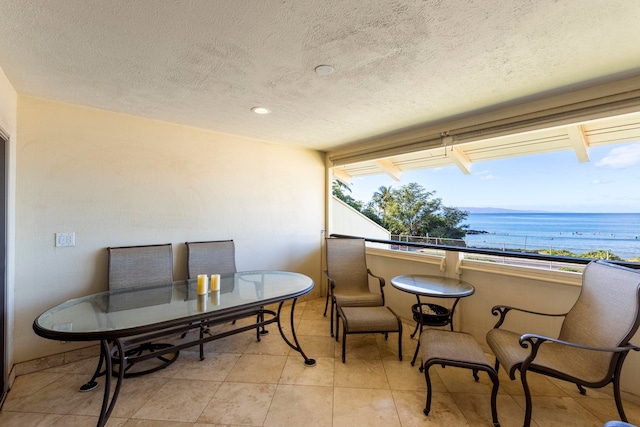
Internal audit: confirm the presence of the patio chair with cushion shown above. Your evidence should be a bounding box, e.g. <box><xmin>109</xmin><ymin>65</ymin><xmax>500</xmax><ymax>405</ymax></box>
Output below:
<box><xmin>107</xmin><ymin>243</ymin><xmax>179</xmax><ymax>377</ymax></box>
<box><xmin>324</xmin><ymin>237</ymin><xmax>385</xmax><ymax>337</ymax></box>
<box><xmin>486</xmin><ymin>260</ymin><xmax>640</xmax><ymax>427</ymax></box>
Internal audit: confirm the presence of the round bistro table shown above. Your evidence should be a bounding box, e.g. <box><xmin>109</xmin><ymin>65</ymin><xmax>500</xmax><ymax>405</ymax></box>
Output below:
<box><xmin>390</xmin><ymin>274</ymin><xmax>475</xmax><ymax>365</ymax></box>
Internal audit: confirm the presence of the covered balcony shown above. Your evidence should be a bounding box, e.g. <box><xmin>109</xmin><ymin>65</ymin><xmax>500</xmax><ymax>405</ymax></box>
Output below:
<box><xmin>1</xmin><ymin>2</ymin><xmax>640</xmax><ymax>426</ymax></box>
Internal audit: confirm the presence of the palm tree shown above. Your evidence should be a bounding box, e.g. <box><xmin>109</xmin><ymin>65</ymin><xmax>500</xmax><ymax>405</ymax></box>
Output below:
<box><xmin>371</xmin><ymin>185</ymin><xmax>393</xmax><ymax>219</ymax></box>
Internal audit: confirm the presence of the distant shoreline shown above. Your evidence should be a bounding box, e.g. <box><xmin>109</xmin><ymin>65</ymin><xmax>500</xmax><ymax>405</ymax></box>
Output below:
<box><xmin>460</xmin><ymin>208</ymin><xmax>640</xmax><ymax>214</ymax></box>
<box><xmin>459</xmin><ymin>207</ymin><xmax>549</xmax><ymax>214</ymax></box>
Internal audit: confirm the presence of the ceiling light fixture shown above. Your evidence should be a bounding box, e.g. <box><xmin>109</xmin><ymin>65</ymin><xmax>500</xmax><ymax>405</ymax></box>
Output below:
<box><xmin>314</xmin><ymin>64</ymin><xmax>334</xmax><ymax>76</ymax></box>
<box><xmin>251</xmin><ymin>107</ymin><xmax>271</xmax><ymax>114</ymax></box>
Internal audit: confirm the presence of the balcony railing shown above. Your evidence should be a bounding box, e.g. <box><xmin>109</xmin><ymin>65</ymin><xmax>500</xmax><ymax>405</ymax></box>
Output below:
<box><xmin>330</xmin><ymin>233</ymin><xmax>640</xmax><ymax>270</ymax></box>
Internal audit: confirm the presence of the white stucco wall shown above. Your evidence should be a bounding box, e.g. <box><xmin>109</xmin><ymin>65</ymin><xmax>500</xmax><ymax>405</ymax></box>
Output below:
<box><xmin>330</xmin><ymin>196</ymin><xmax>390</xmax><ymax>240</ymax></box>
<box><xmin>15</xmin><ymin>96</ymin><xmax>326</xmax><ymax>362</ymax></box>
<box><xmin>0</xmin><ymin>67</ymin><xmax>17</xmax><ymax>374</ymax></box>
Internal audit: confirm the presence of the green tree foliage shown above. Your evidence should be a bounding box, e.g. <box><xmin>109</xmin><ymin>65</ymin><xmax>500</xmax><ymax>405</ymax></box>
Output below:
<box><xmin>539</xmin><ymin>249</ymin><xmax>576</xmax><ymax>257</ymax></box>
<box><xmin>332</xmin><ymin>181</ymin><xmax>362</xmax><ymax>211</ymax></box>
<box><xmin>539</xmin><ymin>249</ymin><xmax>623</xmax><ymax>260</ymax></box>
<box><xmin>332</xmin><ymin>181</ymin><xmax>469</xmax><ymax>239</ymax></box>
<box><xmin>578</xmin><ymin>250</ymin><xmax>623</xmax><ymax>261</ymax></box>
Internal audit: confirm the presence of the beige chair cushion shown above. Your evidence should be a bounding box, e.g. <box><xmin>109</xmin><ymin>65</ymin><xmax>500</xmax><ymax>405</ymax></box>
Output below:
<box><xmin>334</xmin><ymin>291</ymin><xmax>383</xmax><ymax>308</ymax></box>
<box><xmin>422</xmin><ymin>329</ymin><xmax>493</xmax><ymax>367</ymax></box>
<box><xmin>340</xmin><ymin>306</ymin><xmax>401</xmax><ymax>333</ymax></box>
<box><xmin>486</xmin><ymin>328</ymin><xmax>609</xmax><ymax>384</ymax></box>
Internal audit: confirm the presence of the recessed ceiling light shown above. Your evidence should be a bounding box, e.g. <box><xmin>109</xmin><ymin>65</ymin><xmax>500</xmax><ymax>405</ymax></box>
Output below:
<box><xmin>314</xmin><ymin>65</ymin><xmax>334</xmax><ymax>76</ymax></box>
<box><xmin>251</xmin><ymin>107</ymin><xmax>271</xmax><ymax>114</ymax></box>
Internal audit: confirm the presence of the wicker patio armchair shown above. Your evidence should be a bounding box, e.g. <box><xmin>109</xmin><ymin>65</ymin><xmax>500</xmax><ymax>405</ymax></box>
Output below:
<box><xmin>486</xmin><ymin>260</ymin><xmax>640</xmax><ymax>427</ymax></box>
<box><xmin>324</xmin><ymin>237</ymin><xmax>385</xmax><ymax>337</ymax></box>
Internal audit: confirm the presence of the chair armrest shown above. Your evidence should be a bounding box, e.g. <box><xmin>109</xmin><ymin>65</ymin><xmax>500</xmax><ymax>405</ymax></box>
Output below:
<box><xmin>367</xmin><ymin>269</ymin><xmax>385</xmax><ymax>287</ymax></box>
<box><xmin>520</xmin><ymin>333</ymin><xmax>640</xmax><ymax>354</ymax></box>
<box><xmin>324</xmin><ymin>273</ymin><xmax>336</xmax><ymax>293</ymax></box>
<box><xmin>367</xmin><ymin>269</ymin><xmax>385</xmax><ymax>305</ymax></box>
<box><xmin>518</xmin><ymin>333</ymin><xmax>640</xmax><ymax>371</ymax></box>
<box><xmin>491</xmin><ymin>304</ymin><xmax>567</xmax><ymax>329</ymax></box>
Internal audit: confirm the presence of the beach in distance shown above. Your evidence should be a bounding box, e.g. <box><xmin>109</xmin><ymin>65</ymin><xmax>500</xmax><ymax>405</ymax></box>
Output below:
<box><xmin>463</xmin><ymin>212</ymin><xmax>640</xmax><ymax>260</ymax></box>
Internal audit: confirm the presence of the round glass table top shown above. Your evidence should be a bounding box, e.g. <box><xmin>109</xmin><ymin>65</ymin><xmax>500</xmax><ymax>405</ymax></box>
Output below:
<box><xmin>390</xmin><ymin>274</ymin><xmax>474</xmax><ymax>298</ymax></box>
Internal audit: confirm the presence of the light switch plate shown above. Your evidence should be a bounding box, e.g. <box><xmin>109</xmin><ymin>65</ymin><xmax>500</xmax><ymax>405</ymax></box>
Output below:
<box><xmin>55</xmin><ymin>232</ymin><xmax>75</xmax><ymax>247</ymax></box>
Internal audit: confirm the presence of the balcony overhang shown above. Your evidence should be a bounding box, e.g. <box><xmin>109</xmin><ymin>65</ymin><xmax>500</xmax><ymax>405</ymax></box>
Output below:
<box><xmin>331</xmin><ymin>110</ymin><xmax>640</xmax><ymax>180</ymax></box>
<box><xmin>328</xmin><ymin>75</ymin><xmax>640</xmax><ymax>180</ymax></box>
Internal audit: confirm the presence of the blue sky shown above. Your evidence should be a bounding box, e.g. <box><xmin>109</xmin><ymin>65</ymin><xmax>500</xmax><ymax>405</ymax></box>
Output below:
<box><xmin>347</xmin><ymin>141</ymin><xmax>640</xmax><ymax>213</ymax></box>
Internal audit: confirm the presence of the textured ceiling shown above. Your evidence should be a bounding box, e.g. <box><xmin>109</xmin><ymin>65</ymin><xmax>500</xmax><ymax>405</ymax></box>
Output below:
<box><xmin>1</xmin><ymin>0</ymin><xmax>640</xmax><ymax>151</ymax></box>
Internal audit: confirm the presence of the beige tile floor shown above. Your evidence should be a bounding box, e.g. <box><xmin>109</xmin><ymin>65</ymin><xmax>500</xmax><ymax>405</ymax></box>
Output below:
<box><xmin>2</xmin><ymin>297</ymin><xmax>640</xmax><ymax>426</ymax></box>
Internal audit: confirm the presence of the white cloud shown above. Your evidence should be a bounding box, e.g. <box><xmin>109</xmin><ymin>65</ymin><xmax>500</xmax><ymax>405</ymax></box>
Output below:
<box><xmin>596</xmin><ymin>143</ymin><xmax>640</xmax><ymax>169</ymax></box>
<box><xmin>480</xmin><ymin>174</ymin><xmax>501</xmax><ymax>180</ymax></box>
<box><xmin>474</xmin><ymin>170</ymin><xmax>500</xmax><ymax>180</ymax></box>
<box><xmin>591</xmin><ymin>179</ymin><xmax>611</xmax><ymax>185</ymax></box>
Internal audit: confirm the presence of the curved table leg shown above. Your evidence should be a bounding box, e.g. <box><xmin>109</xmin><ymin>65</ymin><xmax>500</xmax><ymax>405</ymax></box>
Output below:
<box><xmin>276</xmin><ymin>299</ymin><xmax>316</xmax><ymax>366</ymax></box>
<box><xmin>96</xmin><ymin>339</ymin><xmax>126</xmax><ymax>427</ymax></box>
<box><xmin>410</xmin><ymin>295</ymin><xmax>421</xmax><ymax>338</ymax></box>
<box><xmin>80</xmin><ymin>344</ymin><xmax>106</xmax><ymax>392</ymax></box>
<box><xmin>412</xmin><ymin>322</ymin><xmax>423</xmax><ymax>367</ymax></box>
<box><xmin>448</xmin><ymin>297</ymin><xmax>462</xmax><ymax>331</ymax></box>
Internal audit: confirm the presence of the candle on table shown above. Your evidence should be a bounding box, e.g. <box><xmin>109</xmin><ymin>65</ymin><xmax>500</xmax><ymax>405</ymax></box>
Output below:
<box><xmin>210</xmin><ymin>274</ymin><xmax>220</xmax><ymax>292</ymax></box>
<box><xmin>197</xmin><ymin>274</ymin><xmax>208</xmax><ymax>295</ymax></box>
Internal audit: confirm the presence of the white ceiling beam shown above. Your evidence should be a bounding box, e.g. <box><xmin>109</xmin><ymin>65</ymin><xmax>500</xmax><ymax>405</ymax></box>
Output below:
<box><xmin>331</xmin><ymin>168</ymin><xmax>352</xmax><ymax>186</ymax></box>
<box><xmin>449</xmin><ymin>146</ymin><xmax>472</xmax><ymax>174</ymax></box>
<box><xmin>566</xmin><ymin>125</ymin><xmax>590</xmax><ymax>162</ymax></box>
<box><xmin>375</xmin><ymin>159</ymin><xmax>402</xmax><ymax>181</ymax></box>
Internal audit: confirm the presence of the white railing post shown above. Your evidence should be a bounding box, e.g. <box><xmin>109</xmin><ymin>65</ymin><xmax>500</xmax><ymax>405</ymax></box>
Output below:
<box><xmin>443</xmin><ymin>248</ymin><xmax>462</xmax><ymax>279</ymax></box>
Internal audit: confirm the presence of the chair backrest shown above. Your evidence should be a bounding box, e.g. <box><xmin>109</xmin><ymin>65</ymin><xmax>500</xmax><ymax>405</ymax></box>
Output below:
<box><xmin>325</xmin><ymin>237</ymin><xmax>370</xmax><ymax>293</ymax></box>
<box><xmin>186</xmin><ymin>240</ymin><xmax>237</xmax><ymax>278</ymax></box>
<box><xmin>107</xmin><ymin>244</ymin><xmax>174</xmax><ymax>291</ymax></box>
<box><xmin>559</xmin><ymin>261</ymin><xmax>640</xmax><ymax>376</ymax></box>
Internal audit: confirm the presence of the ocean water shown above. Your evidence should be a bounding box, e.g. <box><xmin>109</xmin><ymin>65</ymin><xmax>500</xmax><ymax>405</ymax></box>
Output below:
<box><xmin>463</xmin><ymin>213</ymin><xmax>640</xmax><ymax>259</ymax></box>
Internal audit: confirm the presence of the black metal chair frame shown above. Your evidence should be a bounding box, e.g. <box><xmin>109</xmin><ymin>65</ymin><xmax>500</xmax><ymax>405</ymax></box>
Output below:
<box><xmin>422</xmin><ymin>354</ymin><xmax>499</xmax><ymax>426</ymax></box>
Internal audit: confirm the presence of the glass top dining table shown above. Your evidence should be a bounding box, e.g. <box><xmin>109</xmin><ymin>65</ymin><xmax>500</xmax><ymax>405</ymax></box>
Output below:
<box><xmin>34</xmin><ymin>270</ymin><xmax>313</xmax><ymax>340</ymax></box>
<box><xmin>33</xmin><ymin>270</ymin><xmax>315</xmax><ymax>427</ymax></box>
